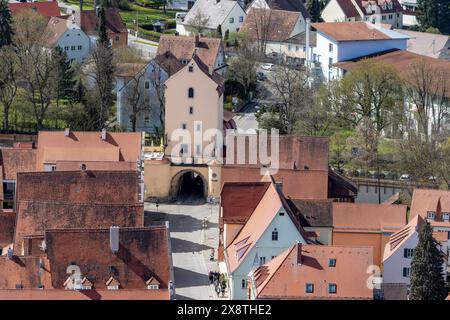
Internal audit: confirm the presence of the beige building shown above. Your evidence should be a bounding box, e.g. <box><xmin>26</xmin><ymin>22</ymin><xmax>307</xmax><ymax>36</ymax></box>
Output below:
<box><xmin>144</xmin><ymin>54</ymin><xmax>225</xmax><ymax>202</ymax></box>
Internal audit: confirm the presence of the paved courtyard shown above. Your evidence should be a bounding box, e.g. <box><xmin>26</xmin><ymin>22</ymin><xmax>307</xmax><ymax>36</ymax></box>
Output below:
<box><xmin>145</xmin><ymin>202</ymin><xmax>221</xmax><ymax>300</ymax></box>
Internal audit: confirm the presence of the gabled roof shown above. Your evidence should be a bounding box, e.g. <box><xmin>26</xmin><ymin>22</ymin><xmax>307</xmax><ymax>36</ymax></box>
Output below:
<box><xmin>410</xmin><ymin>189</ymin><xmax>450</xmax><ymax>220</ymax></box>
<box><xmin>43</xmin><ymin>16</ymin><xmax>70</xmax><ymax>46</ymax></box>
<box><xmin>154</xmin><ymin>51</ymin><xmax>185</xmax><ymax>76</ymax></box>
<box><xmin>8</xmin><ymin>1</ymin><xmax>61</xmax><ymax>18</ymax></box>
<box><xmin>225</xmin><ymin>181</ymin><xmax>306</xmax><ymax>273</ymax></box>
<box><xmin>45</xmin><ymin>226</ymin><xmax>171</xmax><ymax>289</ymax></box>
<box><xmin>114</xmin><ymin>63</ymin><xmax>147</xmax><ymax>78</ymax></box>
<box><xmin>157</xmin><ymin>35</ymin><xmax>222</xmax><ymax>68</ymax></box>
<box><xmin>353</xmin><ymin>0</ymin><xmax>403</xmax><ymax>15</ymax></box>
<box><xmin>285</xmin><ymin>31</ymin><xmax>317</xmax><ymax>46</ymax></box>
<box><xmin>220</xmin><ymin>182</ymin><xmax>271</xmax><ymax>225</ymax></box>
<box><xmin>76</xmin><ymin>9</ymin><xmax>126</xmax><ymax>35</ymax></box>
<box><xmin>312</xmin><ymin>21</ymin><xmax>408</xmax><ymax>42</ymax></box>
<box><xmin>192</xmin><ymin>54</ymin><xmax>225</xmax><ymax>94</ymax></box>
<box><xmin>335</xmin><ymin>0</ymin><xmax>360</xmax><ymax>17</ymax></box>
<box><xmin>183</xmin><ymin>0</ymin><xmax>243</xmax><ymax>29</ymax></box>
<box><xmin>146</xmin><ymin>276</ymin><xmax>160</xmax><ymax>286</ymax></box>
<box><xmin>251</xmin><ymin>0</ymin><xmax>311</xmax><ymax>17</ymax></box>
<box><xmin>332</xmin><ymin>202</ymin><xmax>407</xmax><ymax>233</ymax></box>
<box><xmin>334</xmin><ymin>49</ymin><xmax>450</xmax><ymax>98</ymax></box>
<box><xmin>36</xmin><ymin>131</ymin><xmax>142</xmax><ymax>170</ymax></box>
<box><xmin>383</xmin><ymin>215</ymin><xmax>424</xmax><ymax>261</ymax></box>
<box><xmin>251</xmin><ymin>244</ymin><xmax>373</xmax><ymax>299</ymax></box>
<box><xmin>287</xmin><ymin>199</ymin><xmax>333</xmax><ymax>227</ymax></box>
<box><xmin>0</xmin><ymin>146</ymin><xmax>37</xmax><ymax>180</ymax></box>
<box><xmin>393</xmin><ymin>29</ymin><xmax>450</xmax><ymax>59</ymax></box>
<box><xmin>241</xmin><ymin>8</ymin><xmax>301</xmax><ymax>42</ymax></box>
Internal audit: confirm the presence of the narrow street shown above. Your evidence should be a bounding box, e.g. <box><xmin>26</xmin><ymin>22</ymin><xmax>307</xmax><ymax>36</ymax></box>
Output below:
<box><xmin>145</xmin><ymin>202</ymin><xmax>221</xmax><ymax>300</ymax></box>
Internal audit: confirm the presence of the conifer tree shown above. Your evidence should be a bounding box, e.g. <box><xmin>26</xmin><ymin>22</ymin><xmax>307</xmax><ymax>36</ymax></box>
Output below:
<box><xmin>0</xmin><ymin>0</ymin><xmax>14</xmax><ymax>47</ymax></box>
<box><xmin>307</xmin><ymin>0</ymin><xmax>322</xmax><ymax>23</ymax></box>
<box><xmin>409</xmin><ymin>222</ymin><xmax>447</xmax><ymax>300</ymax></box>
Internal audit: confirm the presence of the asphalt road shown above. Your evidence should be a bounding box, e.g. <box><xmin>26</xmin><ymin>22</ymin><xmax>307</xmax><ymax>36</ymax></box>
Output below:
<box><xmin>145</xmin><ymin>202</ymin><xmax>221</xmax><ymax>300</ymax></box>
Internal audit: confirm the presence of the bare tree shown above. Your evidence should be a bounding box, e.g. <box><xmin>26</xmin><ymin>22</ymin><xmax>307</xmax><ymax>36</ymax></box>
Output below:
<box><xmin>13</xmin><ymin>10</ymin><xmax>60</xmax><ymax>130</ymax></box>
<box><xmin>187</xmin><ymin>8</ymin><xmax>210</xmax><ymax>34</ymax></box>
<box><xmin>404</xmin><ymin>59</ymin><xmax>449</xmax><ymax>142</ymax></box>
<box><xmin>246</xmin><ymin>8</ymin><xmax>272</xmax><ymax>54</ymax></box>
<box><xmin>0</xmin><ymin>46</ymin><xmax>18</xmax><ymax>132</ymax></box>
<box><xmin>124</xmin><ymin>68</ymin><xmax>148</xmax><ymax>132</ymax></box>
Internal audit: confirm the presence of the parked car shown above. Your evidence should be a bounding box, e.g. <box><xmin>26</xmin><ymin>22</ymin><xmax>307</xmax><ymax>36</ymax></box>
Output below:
<box><xmin>261</xmin><ymin>63</ymin><xmax>274</xmax><ymax>71</ymax></box>
<box><xmin>256</xmin><ymin>71</ymin><xmax>267</xmax><ymax>81</ymax></box>
<box><xmin>399</xmin><ymin>174</ymin><xmax>411</xmax><ymax>181</ymax></box>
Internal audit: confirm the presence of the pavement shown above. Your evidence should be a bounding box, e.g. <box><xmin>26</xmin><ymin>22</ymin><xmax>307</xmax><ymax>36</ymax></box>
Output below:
<box><xmin>145</xmin><ymin>202</ymin><xmax>224</xmax><ymax>300</ymax></box>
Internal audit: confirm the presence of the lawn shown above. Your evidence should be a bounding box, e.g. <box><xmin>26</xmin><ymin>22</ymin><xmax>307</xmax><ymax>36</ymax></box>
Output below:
<box><xmin>62</xmin><ymin>0</ymin><xmax>179</xmax><ymax>42</ymax></box>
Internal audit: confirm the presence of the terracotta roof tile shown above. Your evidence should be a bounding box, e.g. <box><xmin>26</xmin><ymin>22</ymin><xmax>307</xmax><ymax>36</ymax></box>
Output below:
<box><xmin>241</xmin><ymin>8</ymin><xmax>300</xmax><ymax>42</ymax></box>
<box><xmin>334</xmin><ymin>50</ymin><xmax>450</xmax><ymax>98</ymax></box>
<box><xmin>45</xmin><ymin>226</ymin><xmax>171</xmax><ymax>290</ymax></box>
<box><xmin>332</xmin><ymin>202</ymin><xmax>407</xmax><ymax>233</ymax></box>
<box><xmin>312</xmin><ymin>21</ymin><xmax>400</xmax><ymax>41</ymax></box>
<box><xmin>77</xmin><ymin>9</ymin><xmax>126</xmax><ymax>35</ymax></box>
<box><xmin>0</xmin><ymin>212</ymin><xmax>15</xmax><ymax>249</ymax></box>
<box><xmin>157</xmin><ymin>35</ymin><xmax>222</xmax><ymax>68</ymax></box>
<box><xmin>0</xmin><ymin>147</ymin><xmax>37</xmax><ymax>180</ymax></box>
<box><xmin>336</xmin><ymin>0</ymin><xmax>360</xmax><ymax>17</ymax></box>
<box><xmin>354</xmin><ymin>0</ymin><xmax>403</xmax><ymax>15</ymax></box>
<box><xmin>252</xmin><ymin>244</ymin><xmax>373</xmax><ymax>299</ymax></box>
<box><xmin>287</xmin><ymin>199</ymin><xmax>333</xmax><ymax>227</ymax></box>
<box><xmin>8</xmin><ymin>1</ymin><xmax>61</xmax><ymax>18</ymax></box>
<box><xmin>410</xmin><ymin>189</ymin><xmax>450</xmax><ymax>221</ymax></box>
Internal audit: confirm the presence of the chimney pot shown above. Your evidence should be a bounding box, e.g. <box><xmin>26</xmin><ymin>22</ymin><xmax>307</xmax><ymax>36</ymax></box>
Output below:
<box><xmin>101</xmin><ymin>128</ymin><xmax>107</xmax><ymax>140</ymax></box>
<box><xmin>110</xmin><ymin>226</ymin><xmax>119</xmax><ymax>253</ymax></box>
<box><xmin>64</xmin><ymin>128</ymin><xmax>70</xmax><ymax>137</ymax></box>
<box><xmin>7</xmin><ymin>247</ymin><xmax>13</xmax><ymax>260</ymax></box>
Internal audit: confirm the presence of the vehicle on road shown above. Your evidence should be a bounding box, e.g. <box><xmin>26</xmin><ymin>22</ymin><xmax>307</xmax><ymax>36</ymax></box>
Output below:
<box><xmin>399</xmin><ymin>174</ymin><xmax>411</xmax><ymax>181</ymax></box>
<box><xmin>256</xmin><ymin>71</ymin><xmax>267</xmax><ymax>81</ymax></box>
<box><xmin>261</xmin><ymin>63</ymin><xmax>274</xmax><ymax>71</ymax></box>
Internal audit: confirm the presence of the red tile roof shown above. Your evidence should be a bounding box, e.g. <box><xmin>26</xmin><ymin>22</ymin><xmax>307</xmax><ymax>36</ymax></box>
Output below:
<box><xmin>8</xmin><ymin>1</ymin><xmax>61</xmax><ymax>18</ymax></box>
<box><xmin>0</xmin><ymin>256</ymin><xmax>52</xmax><ymax>289</ymax></box>
<box><xmin>251</xmin><ymin>244</ymin><xmax>373</xmax><ymax>299</ymax></box>
<box><xmin>0</xmin><ymin>147</ymin><xmax>37</xmax><ymax>180</ymax></box>
<box><xmin>157</xmin><ymin>35</ymin><xmax>223</xmax><ymax>68</ymax></box>
<box><xmin>410</xmin><ymin>189</ymin><xmax>450</xmax><ymax>222</ymax></box>
<box><xmin>334</xmin><ymin>50</ymin><xmax>450</xmax><ymax>98</ymax></box>
<box><xmin>336</xmin><ymin>0</ymin><xmax>360</xmax><ymax>17</ymax></box>
<box><xmin>312</xmin><ymin>21</ymin><xmax>396</xmax><ymax>41</ymax></box>
<box><xmin>0</xmin><ymin>212</ymin><xmax>15</xmax><ymax>249</ymax></box>
<box><xmin>220</xmin><ymin>182</ymin><xmax>271</xmax><ymax>225</ymax></box>
<box><xmin>225</xmin><ymin>181</ymin><xmax>307</xmax><ymax>273</ymax></box>
<box><xmin>36</xmin><ymin>131</ymin><xmax>142</xmax><ymax>171</ymax></box>
<box><xmin>332</xmin><ymin>202</ymin><xmax>407</xmax><ymax>233</ymax></box>
<box><xmin>76</xmin><ymin>9</ymin><xmax>126</xmax><ymax>35</ymax></box>
<box><xmin>241</xmin><ymin>8</ymin><xmax>300</xmax><ymax>42</ymax></box>
<box><xmin>45</xmin><ymin>226</ymin><xmax>172</xmax><ymax>290</ymax></box>
<box><xmin>353</xmin><ymin>0</ymin><xmax>403</xmax><ymax>15</ymax></box>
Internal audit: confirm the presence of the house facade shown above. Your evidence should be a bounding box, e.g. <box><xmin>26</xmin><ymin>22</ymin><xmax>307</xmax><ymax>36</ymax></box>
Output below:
<box><xmin>322</xmin><ymin>0</ymin><xmax>403</xmax><ymax>29</ymax></box>
<box><xmin>116</xmin><ymin>53</ymin><xmax>184</xmax><ymax>133</ymax></box>
<box><xmin>176</xmin><ymin>0</ymin><xmax>246</xmax><ymax>38</ymax></box>
<box><xmin>44</xmin><ymin>16</ymin><xmax>91</xmax><ymax>63</ymax></box>
<box><xmin>223</xmin><ymin>181</ymin><xmax>307</xmax><ymax>299</ymax></box>
<box><xmin>311</xmin><ymin>21</ymin><xmax>408</xmax><ymax>81</ymax></box>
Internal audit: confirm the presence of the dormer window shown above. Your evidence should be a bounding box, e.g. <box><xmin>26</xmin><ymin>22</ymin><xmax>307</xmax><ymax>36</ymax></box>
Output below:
<box><xmin>106</xmin><ymin>276</ymin><xmax>120</xmax><ymax>290</ymax></box>
<box><xmin>443</xmin><ymin>212</ymin><xmax>450</xmax><ymax>221</ymax></box>
<box><xmin>427</xmin><ymin>211</ymin><xmax>436</xmax><ymax>220</ymax></box>
<box><xmin>146</xmin><ymin>277</ymin><xmax>160</xmax><ymax>290</ymax></box>
<box><xmin>81</xmin><ymin>277</ymin><xmax>93</xmax><ymax>290</ymax></box>
<box><xmin>271</xmin><ymin>228</ymin><xmax>278</xmax><ymax>241</ymax></box>
<box><xmin>188</xmin><ymin>65</ymin><xmax>193</xmax><ymax>72</ymax></box>
<box><xmin>329</xmin><ymin>258</ymin><xmax>336</xmax><ymax>267</ymax></box>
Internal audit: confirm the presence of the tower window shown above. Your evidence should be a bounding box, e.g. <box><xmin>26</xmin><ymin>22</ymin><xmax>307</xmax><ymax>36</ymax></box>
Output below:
<box><xmin>188</xmin><ymin>87</ymin><xmax>194</xmax><ymax>98</ymax></box>
<box><xmin>271</xmin><ymin>228</ymin><xmax>278</xmax><ymax>241</ymax></box>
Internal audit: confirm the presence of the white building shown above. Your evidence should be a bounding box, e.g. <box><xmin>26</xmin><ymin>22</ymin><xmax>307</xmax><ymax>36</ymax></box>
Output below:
<box><xmin>322</xmin><ymin>0</ymin><xmax>403</xmax><ymax>29</ymax></box>
<box><xmin>170</xmin><ymin>0</ymin><xmax>196</xmax><ymax>10</ymax></box>
<box><xmin>43</xmin><ymin>16</ymin><xmax>91</xmax><ymax>63</ymax></box>
<box><xmin>311</xmin><ymin>21</ymin><xmax>408</xmax><ymax>81</ymax></box>
<box><xmin>115</xmin><ymin>52</ymin><xmax>184</xmax><ymax>133</ymax></box>
<box><xmin>223</xmin><ymin>180</ymin><xmax>307</xmax><ymax>300</ymax></box>
<box><xmin>398</xmin><ymin>0</ymin><xmax>418</xmax><ymax>27</ymax></box>
<box><xmin>382</xmin><ymin>214</ymin><xmax>448</xmax><ymax>299</ymax></box>
<box><xmin>176</xmin><ymin>0</ymin><xmax>246</xmax><ymax>38</ymax></box>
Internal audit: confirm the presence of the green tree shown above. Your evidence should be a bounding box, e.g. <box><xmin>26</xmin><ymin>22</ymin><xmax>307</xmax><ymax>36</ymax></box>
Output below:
<box><xmin>306</xmin><ymin>0</ymin><xmax>322</xmax><ymax>22</ymax></box>
<box><xmin>97</xmin><ymin>7</ymin><xmax>110</xmax><ymax>46</ymax></box>
<box><xmin>417</xmin><ymin>0</ymin><xmax>450</xmax><ymax>34</ymax></box>
<box><xmin>409</xmin><ymin>222</ymin><xmax>447</xmax><ymax>300</ymax></box>
<box><xmin>0</xmin><ymin>0</ymin><xmax>14</xmax><ymax>47</ymax></box>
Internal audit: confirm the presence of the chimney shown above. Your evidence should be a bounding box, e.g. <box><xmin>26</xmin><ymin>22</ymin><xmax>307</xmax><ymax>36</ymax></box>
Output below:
<box><xmin>110</xmin><ymin>226</ymin><xmax>119</xmax><ymax>253</ymax></box>
<box><xmin>64</xmin><ymin>128</ymin><xmax>70</xmax><ymax>137</ymax></box>
<box><xmin>297</xmin><ymin>243</ymin><xmax>302</xmax><ymax>265</ymax></box>
<box><xmin>305</xmin><ymin>18</ymin><xmax>311</xmax><ymax>66</ymax></box>
<box><xmin>194</xmin><ymin>34</ymin><xmax>200</xmax><ymax>47</ymax></box>
<box><xmin>101</xmin><ymin>128</ymin><xmax>107</xmax><ymax>140</ymax></box>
